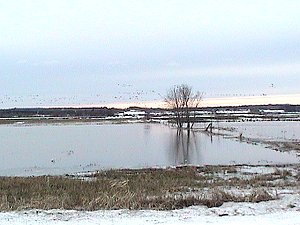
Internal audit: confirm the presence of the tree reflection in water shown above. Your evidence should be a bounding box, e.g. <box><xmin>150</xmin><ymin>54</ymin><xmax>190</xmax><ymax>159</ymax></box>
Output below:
<box><xmin>170</xmin><ymin>128</ymin><xmax>201</xmax><ymax>165</ymax></box>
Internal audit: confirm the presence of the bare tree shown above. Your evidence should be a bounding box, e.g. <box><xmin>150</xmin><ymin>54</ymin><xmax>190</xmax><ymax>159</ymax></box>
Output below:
<box><xmin>165</xmin><ymin>84</ymin><xmax>202</xmax><ymax>129</ymax></box>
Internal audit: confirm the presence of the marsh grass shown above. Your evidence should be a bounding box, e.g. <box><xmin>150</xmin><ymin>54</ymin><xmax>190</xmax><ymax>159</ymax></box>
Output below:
<box><xmin>0</xmin><ymin>166</ymin><xmax>297</xmax><ymax>211</ymax></box>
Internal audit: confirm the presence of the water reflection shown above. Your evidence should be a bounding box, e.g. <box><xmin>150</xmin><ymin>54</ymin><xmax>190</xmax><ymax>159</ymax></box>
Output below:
<box><xmin>0</xmin><ymin>123</ymin><xmax>298</xmax><ymax>176</ymax></box>
<box><xmin>170</xmin><ymin>129</ymin><xmax>201</xmax><ymax>165</ymax></box>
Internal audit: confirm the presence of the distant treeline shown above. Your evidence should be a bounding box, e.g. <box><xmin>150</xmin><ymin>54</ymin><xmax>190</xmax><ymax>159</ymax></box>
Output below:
<box><xmin>202</xmin><ymin>104</ymin><xmax>300</xmax><ymax>113</ymax></box>
<box><xmin>0</xmin><ymin>104</ymin><xmax>299</xmax><ymax>118</ymax></box>
<box><xmin>0</xmin><ymin>107</ymin><xmax>121</xmax><ymax>118</ymax></box>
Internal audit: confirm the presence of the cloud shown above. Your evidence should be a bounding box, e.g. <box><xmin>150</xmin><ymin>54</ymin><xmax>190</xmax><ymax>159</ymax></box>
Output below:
<box><xmin>160</xmin><ymin>62</ymin><xmax>300</xmax><ymax>78</ymax></box>
<box><xmin>42</xmin><ymin>60</ymin><xmax>59</xmax><ymax>66</ymax></box>
<box><xmin>165</xmin><ymin>61</ymin><xmax>181</xmax><ymax>68</ymax></box>
<box><xmin>16</xmin><ymin>59</ymin><xmax>28</xmax><ymax>64</ymax></box>
<box><xmin>16</xmin><ymin>60</ymin><xmax>60</xmax><ymax>67</ymax></box>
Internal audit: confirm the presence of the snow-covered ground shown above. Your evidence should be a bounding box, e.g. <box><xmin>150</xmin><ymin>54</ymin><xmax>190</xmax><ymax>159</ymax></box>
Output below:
<box><xmin>1</xmin><ymin>193</ymin><xmax>299</xmax><ymax>225</ymax></box>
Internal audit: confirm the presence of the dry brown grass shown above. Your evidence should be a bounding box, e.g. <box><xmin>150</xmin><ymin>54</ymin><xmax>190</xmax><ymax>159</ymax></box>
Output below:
<box><xmin>0</xmin><ymin>166</ymin><xmax>297</xmax><ymax>211</ymax></box>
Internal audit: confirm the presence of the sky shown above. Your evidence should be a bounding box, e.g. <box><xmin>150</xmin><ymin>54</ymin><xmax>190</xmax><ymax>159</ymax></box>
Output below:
<box><xmin>1</xmin><ymin>0</ymin><xmax>300</xmax><ymax>108</ymax></box>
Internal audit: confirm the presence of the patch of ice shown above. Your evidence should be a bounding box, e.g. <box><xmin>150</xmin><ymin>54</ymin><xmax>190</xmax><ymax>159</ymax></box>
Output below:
<box><xmin>240</xmin><ymin>166</ymin><xmax>276</xmax><ymax>174</ymax></box>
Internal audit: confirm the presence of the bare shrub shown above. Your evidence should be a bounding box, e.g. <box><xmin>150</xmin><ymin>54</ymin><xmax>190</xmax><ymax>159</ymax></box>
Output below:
<box><xmin>246</xmin><ymin>189</ymin><xmax>275</xmax><ymax>203</ymax></box>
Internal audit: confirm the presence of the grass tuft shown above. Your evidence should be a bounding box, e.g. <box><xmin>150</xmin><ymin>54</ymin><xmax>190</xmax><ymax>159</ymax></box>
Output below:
<box><xmin>0</xmin><ymin>165</ymin><xmax>296</xmax><ymax>211</ymax></box>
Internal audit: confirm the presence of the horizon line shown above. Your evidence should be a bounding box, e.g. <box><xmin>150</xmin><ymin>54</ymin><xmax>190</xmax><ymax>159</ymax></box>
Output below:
<box><xmin>1</xmin><ymin>93</ymin><xmax>299</xmax><ymax>110</ymax></box>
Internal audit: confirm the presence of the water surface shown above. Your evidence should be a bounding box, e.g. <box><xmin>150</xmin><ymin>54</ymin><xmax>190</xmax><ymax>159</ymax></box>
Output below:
<box><xmin>0</xmin><ymin>123</ymin><xmax>298</xmax><ymax>176</ymax></box>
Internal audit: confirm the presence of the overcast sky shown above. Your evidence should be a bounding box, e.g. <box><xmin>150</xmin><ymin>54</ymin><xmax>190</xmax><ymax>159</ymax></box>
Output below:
<box><xmin>1</xmin><ymin>0</ymin><xmax>300</xmax><ymax>108</ymax></box>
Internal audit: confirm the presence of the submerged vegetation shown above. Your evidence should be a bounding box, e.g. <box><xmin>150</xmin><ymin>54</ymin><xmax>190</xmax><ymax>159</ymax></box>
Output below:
<box><xmin>0</xmin><ymin>165</ymin><xmax>299</xmax><ymax>211</ymax></box>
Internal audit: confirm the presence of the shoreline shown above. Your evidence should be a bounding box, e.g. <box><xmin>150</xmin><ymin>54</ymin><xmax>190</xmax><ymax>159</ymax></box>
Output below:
<box><xmin>0</xmin><ymin>164</ymin><xmax>299</xmax><ymax>211</ymax></box>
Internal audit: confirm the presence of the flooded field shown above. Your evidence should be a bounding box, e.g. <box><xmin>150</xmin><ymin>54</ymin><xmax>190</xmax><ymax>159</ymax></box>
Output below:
<box><xmin>217</xmin><ymin>121</ymin><xmax>300</xmax><ymax>141</ymax></box>
<box><xmin>0</xmin><ymin>122</ymin><xmax>299</xmax><ymax>176</ymax></box>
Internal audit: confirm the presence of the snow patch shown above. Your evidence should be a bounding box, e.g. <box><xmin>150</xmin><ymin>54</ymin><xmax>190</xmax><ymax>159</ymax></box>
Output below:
<box><xmin>0</xmin><ymin>194</ymin><xmax>299</xmax><ymax>225</ymax></box>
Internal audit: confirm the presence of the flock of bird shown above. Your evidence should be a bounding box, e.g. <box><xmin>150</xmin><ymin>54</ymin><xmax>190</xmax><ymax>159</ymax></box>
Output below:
<box><xmin>0</xmin><ymin>83</ymin><xmax>160</xmax><ymax>107</ymax></box>
<box><xmin>0</xmin><ymin>83</ymin><xmax>276</xmax><ymax>107</ymax></box>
